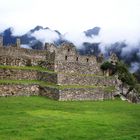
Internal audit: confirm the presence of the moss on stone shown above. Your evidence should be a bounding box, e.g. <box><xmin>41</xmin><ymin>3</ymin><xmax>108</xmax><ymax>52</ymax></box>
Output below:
<box><xmin>0</xmin><ymin>65</ymin><xmax>55</xmax><ymax>73</ymax></box>
<box><xmin>0</xmin><ymin>79</ymin><xmax>56</xmax><ymax>87</ymax></box>
<box><xmin>103</xmin><ymin>86</ymin><xmax>116</xmax><ymax>93</ymax></box>
<box><xmin>58</xmin><ymin>85</ymin><xmax>99</xmax><ymax>89</ymax></box>
<box><xmin>0</xmin><ymin>79</ymin><xmax>115</xmax><ymax>92</ymax></box>
<box><xmin>58</xmin><ymin>72</ymin><xmax>114</xmax><ymax>79</ymax></box>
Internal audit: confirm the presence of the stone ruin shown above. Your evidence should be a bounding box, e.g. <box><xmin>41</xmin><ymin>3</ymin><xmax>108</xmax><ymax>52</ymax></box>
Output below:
<box><xmin>0</xmin><ymin>35</ymin><xmax>139</xmax><ymax>102</ymax></box>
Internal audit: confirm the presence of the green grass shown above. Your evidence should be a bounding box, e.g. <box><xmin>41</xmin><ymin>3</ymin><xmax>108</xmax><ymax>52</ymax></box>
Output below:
<box><xmin>0</xmin><ymin>96</ymin><xmax>140</xmax><ymax>140</ymax></box>
<box><xmin>59</xmin><ymin>71</ymin><xmax>114</xmax><ymax>78</ymax></box>
<box><xmin>103</xmin><ymin>86</ymin><xmax>116</xmax><ymax>92</ymax></box>
<box><xmin>0</xmin><ymin>65</ymin><xmax>56</xmax><ymax>73</ymax></box>
<box><xmin>0</xmin><ymin>65</ymin><xmax>114</xmax><ymax>78</ymax></box>
<box><xmin>0</xmin><ymin>79</ymin><xmax>58</xmax><ymax>88</ymax></box>
<box><xmin>0</xmin><ymin>79</ymin><xmax>115</xmax><ymax>91</ymax></box>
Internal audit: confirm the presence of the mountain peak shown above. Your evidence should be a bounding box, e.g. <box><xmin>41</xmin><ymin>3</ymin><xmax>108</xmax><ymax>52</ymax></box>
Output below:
<box><xmin>30</xmin><ymin>26</ymin><xmax>44</xmax><ymax>33</ymax></box>
<box><xmin>84</xmin><ymin>27</ymin><xmax>101</xmax><ymax>37</ymax></box>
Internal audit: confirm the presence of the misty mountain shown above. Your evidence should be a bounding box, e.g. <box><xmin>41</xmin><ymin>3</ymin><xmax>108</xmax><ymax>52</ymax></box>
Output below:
<box><xmin>0</xmin><ymin>26</ymin><xmax>102</xmax><ymax>49</ymax></box>
<box><xmin>78</xmin><ymin>27</ymin><xmax>101</xmax><ymax>56</ymax></box>
<box><xmin>0</xmin><ymin>28</ymin><xmax>16</xmax><ymax>45</ymax></box>
<box><xmin>29</xmin><ymin>26</ymin><xmax>44</xmax><ymax>32</ymax></box>
<box><xmin>0</xmin><ymin>26</ymin><xmax>62</xmax><ymax>49</ymax></box>
<box><xmin>84</xmin><ymin>27</ymin><xmax>100</xmax><ymax>37</ymax></box>
<box><xmin>0</xmin><ymin>26</ymin><xmax>140</xmax><ymax>75</ymax></box>
<box><xmin>102</xmin><ymin>42</ymin><xmax>140</xmax><ymax>64</ymax></box>
<box><xmin>78</xmin><ymin>42</ymin><xmax>100</xmax><ymax>56</ymax></box>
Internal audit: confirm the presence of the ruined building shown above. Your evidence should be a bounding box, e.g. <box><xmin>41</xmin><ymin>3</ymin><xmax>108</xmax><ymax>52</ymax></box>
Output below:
<box><xmin>0</xmin><ymin>36</ymin><xmax>120</xmax><ymax>101</ymax></box>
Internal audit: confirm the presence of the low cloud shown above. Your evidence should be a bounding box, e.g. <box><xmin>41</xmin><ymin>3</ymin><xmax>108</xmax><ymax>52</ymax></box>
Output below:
<box><xmin>63</xmin><ymin>31</ymin><xmax>100</xmax><ymax>49</ymax></box>
<box><xmin>31</xmin><ymin>29</ymin><xmax>60</xmax><ymax>44</ymax></box>
<box><xmin>129</xmin><ymin>62</ymin><xmax>140</xmax><ymax>73</ymax></box>
<box><xmin>2</xmin><ymin>25</ymin><xmax>140</xmax><ymax>72</ymax></box>
<box><xmin>21</xmin><ymin>44</ymin><xmax>31</xmax><ymax>49</ymax></box>
<box><xmin>93</xmin><ymin>27</ymin><xmax>140</xmax><ymax>54</ymax></box>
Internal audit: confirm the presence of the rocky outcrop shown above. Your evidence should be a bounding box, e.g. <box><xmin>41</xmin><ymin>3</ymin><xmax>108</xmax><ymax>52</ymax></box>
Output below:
<box><xmin>114</xmin><ymin>77</ymin><xmax>140</xmax><ymax>103</ymax></box>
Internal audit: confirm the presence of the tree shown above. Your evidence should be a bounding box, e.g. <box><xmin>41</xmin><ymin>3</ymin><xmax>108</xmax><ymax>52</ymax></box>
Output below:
<box><xmin>101</xmin><ymin>61</ymin><xmax>138</xmax><ymax>96</ymax></box>
<box><xmin>100</xmin><ymin>61</ymin><xmax>117</xmax><ymax>75</ymax></box>
<box><xmin>100</xmin><ymin>61</ymin><xmax>113</xmax><ymax>71</ymax></box>
<box><xmin>116</xmin><ymin>61</ymin><xmax>137</xmax><ymax>96</ymax></box>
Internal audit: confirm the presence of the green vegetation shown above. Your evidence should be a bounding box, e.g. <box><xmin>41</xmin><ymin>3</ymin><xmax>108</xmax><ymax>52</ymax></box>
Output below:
<box><xmin>101</xmin><ymin>61</ymin><xmax>139</xmax><ymax>94</ymax></box>
<box><xmin>100</xmin><ymin>61</ymin><xmax>117</xmax><ymax>75</ymax></box>
<box><xmin>100</xmin><ymin>61</ymin><xmax>114</xmax><ymax>71</ymax></box>
<box><xmin>0</xmin><ymin>65</ymin><xmax>114</xmax><ymax>78</ymax></box>
<box><xmin>0</xmin><ymin>96</ymin><xmax>140</xmax><ymax>140</ymax></box>
<box><xmin>116</xmin><ymin>62</ymin><xmax>137</xmax><ymax>90</ymax></box>
<box><xmin>103</xmin><ymin>86</ymin><xmax>116</xmax><ymax>93</ymax></box>
<box><xmin>0</xmin><ymin>79</ymin><xmax>58</xmax><ymax>88</ymax></box>
<box><xmin>135</xmin><ymin>84</ymin><xmax>140</xmax><ymax>94</ymax></box>
<box><xmin>0</xmin><ymin>79</ymin><xmax>114</xmax><ymax>91</ymax></box>
<box><xmin>58</xmin><ymin>85</ymin><xmax>115</xmax><ymax>91</ymax></box>
<box><xmin>0</xmin><ymin>65</ymin><xmax>56</xmax><ymax>74</ymax></box>
<box><xmin>63</xmin><ymin>72</ymin><xmax>114</xmax><ymax>78</ymax></box>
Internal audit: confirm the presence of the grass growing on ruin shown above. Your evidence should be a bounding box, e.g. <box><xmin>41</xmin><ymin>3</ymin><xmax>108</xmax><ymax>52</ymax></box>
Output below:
<box><xmin>0</xmin><ymin>65</ymin><xmax>56</xmax><ymax>73</ymax></box>
<box><xmin>0</xmin><ymin>65</ymin><xmax>114</xmax><ymax>78</ymax></box>
<box><xmin>63</xmin><ymin>72</ymin><xmax>114</xmax><ymax>78</ymax></box>
<box><xmin>0</xmin><ymin>96</ymin><xmax>140</xmax><ymax>140</ymax></box>
<box><xmin>103</xmin><ymin>86</ymin><xmax>116</xmax><ymax>92</ymax></box>
<box><xmin>0</xmin><ymin>79</ymin><xmax>115</xmax><ymax>91</ymax></box>
<box><xmin>58</xmin><ymin>85</ymin><xmax>115</xmax><ymax>91</ymax></box>
<box><xmin>0</xmin><ymin>79</ymin><xmax>58</xmax><ymax>88</ymax></box>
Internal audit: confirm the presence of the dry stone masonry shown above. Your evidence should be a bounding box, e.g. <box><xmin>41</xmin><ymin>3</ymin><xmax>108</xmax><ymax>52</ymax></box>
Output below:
<box><xmin>0</xmin><ymin>36</ymin><xmax>119</xmax><ymax>101</ymax></box>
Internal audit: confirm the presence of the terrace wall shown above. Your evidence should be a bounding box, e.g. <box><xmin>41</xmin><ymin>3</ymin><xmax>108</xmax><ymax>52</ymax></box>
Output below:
<box><xmin>0</xmin><ymin>84</ymin><xmax>39</xmax><ymax>97</ymax></box>
<box><xmin>57</xmin><ymin>73</ymin><xmax>117</xmax><ymax>86</ymax></box>
<box><xmin>0</xmin><ymin>68</ymin><xmax>57</xmax><ymax>84</ymax></box>
<box><xmin>59</xmin><ymin>88</ymin><xmax>114</xmax><ymax>101</ymax></box>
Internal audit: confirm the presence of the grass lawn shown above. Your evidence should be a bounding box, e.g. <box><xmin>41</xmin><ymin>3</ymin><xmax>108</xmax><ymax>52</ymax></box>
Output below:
<box><xmin>0</xmin><ymin>97</ymin><xmax>140</xmax><ymax>140</ymax></box>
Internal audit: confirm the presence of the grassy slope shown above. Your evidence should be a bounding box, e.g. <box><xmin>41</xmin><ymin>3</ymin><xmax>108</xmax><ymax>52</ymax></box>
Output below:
<box><xmin>0</xmin><ymin>96</ymin><xmax>140</xmax><ymax>140</ymax></box>
<box><xmin>0</xmin><ymin>79</ymin><xmax>115</xmax><ymax>92</ymax></box>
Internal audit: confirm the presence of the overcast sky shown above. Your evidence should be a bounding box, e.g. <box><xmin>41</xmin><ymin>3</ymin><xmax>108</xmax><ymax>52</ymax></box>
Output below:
<box><xmin>0</xmin><ymin>0</ymin><xmax>140</xmax><ymax>35</ymax></box>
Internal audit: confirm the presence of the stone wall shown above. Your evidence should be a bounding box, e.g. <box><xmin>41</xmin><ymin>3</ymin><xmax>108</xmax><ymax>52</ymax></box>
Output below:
<box><xmin>0</xmin><ymin>36</ymin><xmax>3</xmax><ymax>47</ymax></box>
<box><xmin>45</xmin><ymin>52</ymin><xmax>55</xmax><ymax>70</ymax></box>
<box><xmin>0</xmin><ymin>56</ymin><xmax>27</xmax><ymax>66</ymax></box>
<box><xmin>0</xmin><ymin>47</ymin><xmax>46</xmax><ymax>58</ymax></box>
<box><xmin>45</xmin><ymin>43</ymin><xmax>57</xmax><ymax>53</ymax></box>
<box><xmin>0</xmin><ymin>55</ymin><xmax>46</xmax><ymax>66</ymax></box>
<box><xmin>57</xmin><ymin>73</ymin><xmax>117</xmax><ymax>86</ymax></box>
<box><xmin>55</xmin><ymin>43</ymin><xmax>77</xmax><ymax>62</ymax></box>
<box><xmin>42</xmin><ymin>62</ymin><xmax>55</xmax><ymax>71</ymax></box>
<box><xmin>0</xmin><ymin>42</ymin><xmax>119</xmax><ymax>101</ymax></box>
<box><xmin>54</xmin><ymin>43</ymin><xmax>102</xmax><ymax>75</ymax></box>
<box><xmin>0</xmin><ymin>84</ymin><xmax>58</xmax><ymax>99</ymax></box>
<box><xmin>39</xmin><ymin>86</ymin><xmax>59</xmax><ymax>100</ymax></box>
<box><xmin>38</xmin><ymin>71</ymin><xmax>57</xmax><ymax>84</ymax></box>
<box><xmin>59</xmin><ymin>88</ymin><xmax>114</xmax><ymax>101</ymax></box>
<box><xmin>0</xmin><ymin>84</ymin><xmax>115</xmax><ymax>101</ymax></box>
<box><xmin>0</xmin><ymin>84</ymin><xmax>39</xmax><ymax>97</ymax></box>
<box><xmin>0</xmin><ymin>47</ymin><xmax>47</xmax><ymax>66</ymax></box>
<box><xmin>39</xmin><ymin>86</ymin><xmax>115</xmax><ymax>101</ymax></box>
<box><xmin>0</xmin><ymin>68</ymin><xmax>57</xmax><ymax>84</ymax></box>
<box><xmin>55</xmin><ymin>62</ymin><xmax>102</xmax><ymax>74</ymax></box>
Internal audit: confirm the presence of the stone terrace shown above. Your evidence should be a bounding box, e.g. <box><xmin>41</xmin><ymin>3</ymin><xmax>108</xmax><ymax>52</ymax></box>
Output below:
<box><xmin>0</xmin><ymin>37</ymin><xmax>118</xmax><ymax>101</ymax></box>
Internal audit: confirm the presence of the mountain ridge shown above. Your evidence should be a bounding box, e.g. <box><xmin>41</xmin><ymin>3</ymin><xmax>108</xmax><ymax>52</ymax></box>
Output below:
<box><xmin>0</xmin><ymin>26</ymin><xmax>140</xmax><ymax>74</ymax></box>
